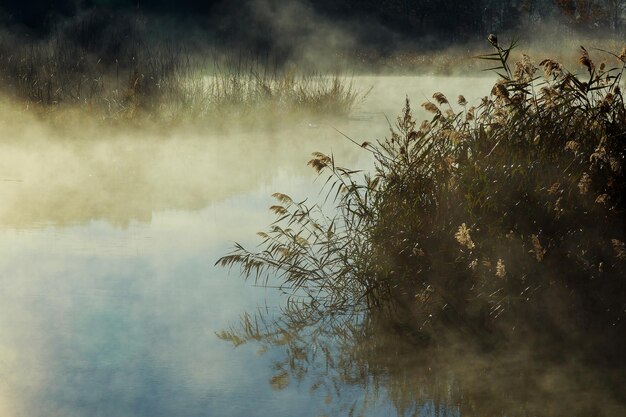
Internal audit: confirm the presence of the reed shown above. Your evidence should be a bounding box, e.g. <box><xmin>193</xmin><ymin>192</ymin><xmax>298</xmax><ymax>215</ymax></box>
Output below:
<box><xmin>218</xmin><ymin>38</ymin><xmax>626</xmax><ymax>348</ymax></box>
<box><xmin>0</xmin><ymin>24</ymin><xmax>363</xmax><ymax>122</ymax></box>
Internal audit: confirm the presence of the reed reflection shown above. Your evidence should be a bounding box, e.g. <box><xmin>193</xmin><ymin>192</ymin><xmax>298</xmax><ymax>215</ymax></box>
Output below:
<box><xmin>219</xmin><ymin>300</ymin><xmax>624</xmax><ymax>417</ymax></box>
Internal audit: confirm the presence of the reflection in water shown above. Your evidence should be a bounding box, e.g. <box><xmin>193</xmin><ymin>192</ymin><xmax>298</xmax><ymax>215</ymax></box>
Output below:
<box><xmin>219</xmin><ymin>302</ymin><xmax>625</xmax><ymax>417</ymax></box>
<box><xmin>0</xmin><ymin>204</ymin><xmax>321</xmax><ymax>417</ymax></box>
<box><xmin>0</xmin><ymin>114</ymin><xmax>361</xmax><ymax>228</ymax></box>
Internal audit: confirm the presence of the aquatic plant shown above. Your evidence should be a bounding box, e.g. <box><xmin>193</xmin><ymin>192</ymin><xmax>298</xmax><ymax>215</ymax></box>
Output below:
<box><xmin>0</xmin><ymin>21</ymin><xmax>363</xmax><ymax>123</ymax></box>
<box><xmin>218</xmin><ymin>39</ymin><xmax>626</xmax><ymax>352</ymax></box>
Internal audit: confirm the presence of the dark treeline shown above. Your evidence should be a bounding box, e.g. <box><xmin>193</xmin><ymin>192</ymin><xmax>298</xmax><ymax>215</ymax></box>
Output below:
<box><xmin>2</xmin><ymin>1</ymin><xmax>625</xmax><ymax>45</ymax></box>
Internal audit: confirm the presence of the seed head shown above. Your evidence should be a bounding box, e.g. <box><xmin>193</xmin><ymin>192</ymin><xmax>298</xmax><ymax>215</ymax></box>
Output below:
<box><xmin>421</xmin><ymin>102</ymin><xmax>439</xmax><ymax>114</ymax></box>
<box><xmin>488</xmin><ymin>34</ymin><xmax>498</xmax><ymax>48</ymax></box>
<box><xmin>491</xmin><ymin>82</ymin><xmax>510</xmax><ymax>99</ymax></box>
<box><xmin>495</xmin><ymin>259</ymin><xmax>507</xmax><ymax>279</ymax></box>
<box><xmin>539</xmin><ymin>59</ymin><xmax>563</xmax><ymax>79</ymax></box>
<box><xmin>595</xmin><ymin>194</ymin><xmax>609</xmax><ymax>205</ymax></box>
<box><xmin>530</xmin><ymin>235</ymin><xmax>545</xmax><ymax>262</ymax></box>
<box><xmin>578</xmin><ymin>172</ymin><xmax>591</xmax><ymax>195</ymax></box>
<box><xmin>565</xmin><ymin>141</ymin><xmax>579</xmax><ymax>152</ymax></box>
<box><xmin>611</xmin><ymin>239</ymin><xmax>626</xmax><ymax>260</ymax></box>
<box><xmin>455</xmin><ymin>223</ymin><xmax>475</xmax><ymax>250</ymax></box>
<box><xmin>579</xmin><ymin>46</ymin><xmax>594</xmax><ymax>73</ymax></box>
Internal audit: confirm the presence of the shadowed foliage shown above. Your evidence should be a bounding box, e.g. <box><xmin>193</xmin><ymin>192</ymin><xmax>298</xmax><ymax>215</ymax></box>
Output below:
<box><xmin>217</xmin><ymin>39</ymin><xmax>626</xmax><ymax>416</ymax></box>
<box><xmin>218</xmin><ymin>40</ymin><xmax>626</xmax><ymax>356</ymax></box>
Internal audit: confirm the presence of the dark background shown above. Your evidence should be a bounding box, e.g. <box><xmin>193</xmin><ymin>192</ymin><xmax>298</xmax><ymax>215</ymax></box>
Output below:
<box><xmin>0</xmin><ymin>1</ymin><xmax>623</xmax><ymax>54</ymax></box>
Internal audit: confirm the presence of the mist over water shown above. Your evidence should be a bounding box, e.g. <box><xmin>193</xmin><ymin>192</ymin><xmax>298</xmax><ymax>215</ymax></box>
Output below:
<box><xmin>0</xmin><ymin>76</ymin><xmax>491</xmax><ymax>227</ymax></box>
<box><xmin>1</xmin><ymin>3</ymin><xmax>625</xmax><ymax>413</ymax></box>
<box><xmin>1</xmin><ymin>76</ymin><xmax>558</xmax><ymax>417</ymax></box>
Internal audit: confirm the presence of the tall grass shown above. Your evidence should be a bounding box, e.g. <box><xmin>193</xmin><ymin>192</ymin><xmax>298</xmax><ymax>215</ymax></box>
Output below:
<box><xmin>218</xmin><ymin>39</ymin><xmax>626</xmax><ymax>351</ymax></box>
<box><xmin>0</xmin><ymin>16</ymin><xmax>363</xmax><ymax>122</ymax></box>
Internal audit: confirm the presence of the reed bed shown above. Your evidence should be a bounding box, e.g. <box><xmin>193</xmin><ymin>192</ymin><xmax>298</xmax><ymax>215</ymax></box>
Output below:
<box><xmin>0</xmin><ymin>26</ymin><xmax>363</xmax><ymax>123</ymax></box>
<box><xmin>218</xmin><ymin>39</ymin><xmax>626</xmax><ymax>350</ymax></box>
